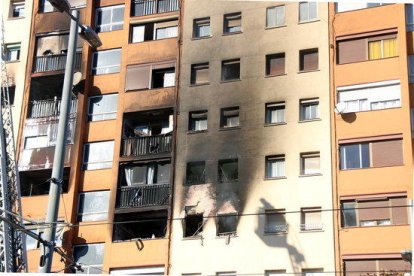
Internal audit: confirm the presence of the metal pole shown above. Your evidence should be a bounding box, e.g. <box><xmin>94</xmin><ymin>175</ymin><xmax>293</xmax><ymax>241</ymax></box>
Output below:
<box><xmin>38</xmin><ymin>10</ymin><xmax>79</xmax><ymax>273</ymax></box>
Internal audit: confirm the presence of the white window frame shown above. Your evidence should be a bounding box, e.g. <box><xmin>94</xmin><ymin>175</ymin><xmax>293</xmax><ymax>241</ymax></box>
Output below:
<box><xmin>73</xmin><ymin>243</ymin><xmax>105</xmax><ymax>274</ymax></box>
<box><xmin>92</xmin><ymin>48</ymin><xmax>121</xmax><ymax>75</ymax></box>
<box><xmin>87</xmin><ymin>93</ymin><xmax>118</xmax><ymax>122</ymax></box>
<box><xmin>340</xmin><ymin>143</ymin><xmax>370</xmax><ymax>170</ymax></box>
<box><xmin>265</xmin><ymin>209</ymin><xmax>288</xmax><ymax>234</ymax></box>
<box><xmin>299</xmin><ymin>2</ymin><xmax>318</xmax><ymax>23</ymax></box>
<box><xmin>266</xmin><ymin>5</ymin><xmax>285</xmax><ymax>28</ymax></box>
<box><xmin>300</xmin><ymin>207</ymin><xmax>323</xmax><ymax>231</ymax></box>
<box><xmin>10</xmin><ymin>0</ymin><xmax>25</xmax><ymax>18</ymax></box>
<box><xmin>82</xmin><ymin>141</ymin><xmax>114</xmax><ymax>170</ymax></box>
<box><xmin>77</xmin><ymin>191</ymin><xmax>110</xmax><ymax>222</ymax></box>
<box><xmin>265</xmin><ymin>102</ymin><xmax>285</xmax><ymax>124</ymax></box>
<box><xmin>265</xmin><ymin>155</ymin><xmax>285</xmax><ymax>178</ymax></box>
<box><xmin>300</xmin><ymin>98</ymin><xmax>319</xmax><ymax>121</ymax></box>
<box><xmin>300</xmin><ymin>152</ymin><xmax>320</xmax><ymax>175</ymax></box>
<box><xmin>4</xmin><ymin>43</ymin><xmax>21</xmax><ymax>62</ymax></box>
<box><xmin>95</xmin><ymin>5</ymin><xmax>125</xmax><ymax>33</ymax></box>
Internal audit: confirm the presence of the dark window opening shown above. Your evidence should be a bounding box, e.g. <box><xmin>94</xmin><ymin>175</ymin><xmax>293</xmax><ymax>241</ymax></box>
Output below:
<box><xmin>113</xmin><ymin>210</ymin><xmax>167</xmax><ymax>241</ymax></box>
<box><xmin>221</xmin><ymin>59</ymin><xmax>240</xmax><ymax>81</ymax></box>
<box><xmin>217</xmin><ymin>213</ymin><xmax>237</xmax><ymax>236</ymax></box>
<box><xmin>186</xmin><ymin>161</ymin><xmax>206</xmax><ymax>185</ymax></box>
<box><xmin>299</xmin><ymin>48</ymin><xmax>318</xmax><ymax>72</ymax></box>
<box><xmin>218</xmin><ymin>159</ymin><xmax>238</xmax><ymax>182</ymax></box>
<box><xmin>184</xmin><ymin>213</ymin><xmax>203</xmax><ymax>237</ymax></box>
<box><xmin>152</xmin><ymin>67</ymin><xmax>175</xmax><ymax>89</ymax></box>
<box><xmin>2</xmin><ymin>86</ymin><xmax>15</xmax><ymax>106</ymax></box>
<box><xmin>20</xmin><ymin>168</ymin><xmax>69</xmax><ymax>196</ymax></box>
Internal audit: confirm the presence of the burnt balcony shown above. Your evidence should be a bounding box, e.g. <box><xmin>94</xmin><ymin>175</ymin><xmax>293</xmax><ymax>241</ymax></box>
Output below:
<box><xmin>121</xmin><ymin>134</ymin><xmax>172</xmax><ymax>157</ymax></box>
<box><xmin>28</xmin><ymin>98</ymin><xmax>78</xmax><ymax>119</ymax></box>
<box><xmin>131</xmin><ymin>0</ymin><xmax>179</xmax><ymax>17</ymax></box>
<box><xmin>33</xmin><ymin>52</ymin><xmax>82</xmax><ymax>73</ymax></box>
<box><xmin>116</xmin><ymin>183</ymin><xmax>170</xmax><ymax>209</ymax></box>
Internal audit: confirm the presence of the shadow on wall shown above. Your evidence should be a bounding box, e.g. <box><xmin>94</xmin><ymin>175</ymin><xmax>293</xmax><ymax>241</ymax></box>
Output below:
<box><xmin>255</xmin><ymin>198</ymin><xmax>306</xmax><ymax>272</ymax></box>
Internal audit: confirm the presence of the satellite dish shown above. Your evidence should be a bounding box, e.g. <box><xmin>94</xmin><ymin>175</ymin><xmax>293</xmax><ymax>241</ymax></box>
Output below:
<box><xmin>335</xmin><ymin>102</ymin><xmax>346</xmax><ymax>114</ymax></box>
<box><xmin>73</xmin><ymin>72</ymin><xmax>83</xmax><ymax>86</ymax></box>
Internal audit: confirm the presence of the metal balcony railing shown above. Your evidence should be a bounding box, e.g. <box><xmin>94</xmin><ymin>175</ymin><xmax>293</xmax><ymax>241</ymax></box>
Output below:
<box><xmin>131</xmin><ymin>0</ymin><xmax>179</xmax><ymax>17</ymax></box>
<box><xmin>33</xmin><ymin>52</ymin><xmax>82</xmax><ymax>73</ymax></box>
<box><xmin>28</xmin><ymin>98</ymin><xmax>78</xmax><ymax>119</ymax></box>
<box><xmin>121</xmin><ymin>133</ymin><xmax>172</xmax><ymax>157</ymax></box>
<box><xmin>116</xmin><ymin>183</ymin><xmax>170</xmax><ymax>209</ymax></box>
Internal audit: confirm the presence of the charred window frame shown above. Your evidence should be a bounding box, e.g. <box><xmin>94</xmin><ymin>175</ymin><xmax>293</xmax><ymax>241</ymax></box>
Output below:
<box><xmin>216</xmin><ymin>213</ymin><xmax>238</xmax><ymax>236</ymax></box>
<box><xmin>186</xmin><ymin>161</ymin><xmax>206</xmax><ymax>185</ymax></box>
<box><xmin>218</xmin><ymin>159</ymin><xmax>238</xmax><ymax>183</ymax></box>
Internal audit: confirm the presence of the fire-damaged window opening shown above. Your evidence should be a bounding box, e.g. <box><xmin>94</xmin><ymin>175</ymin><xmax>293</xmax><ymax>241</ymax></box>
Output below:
<box><xmin>216</xmin><ymin>213</ymin><xmax>238</xmax><ymax>236</ymax></box>
<box><xmin>218</xmin><ymin>159</ymin><xmax>238</xmax><ymax>183</ymax></box>
<box><xmin>19</xmin><ymin>168</ymin><xmax>70</xmax><ymax>197</ymax></box>
<box><xmin>185</xmin><ymin>161</ymin><xmax>206</xmax><ymax>185</ymax></box>
<box><xmin>184</xmin><ymin>206</ymin><xmax>204</xmax><ymax>238</ymax></box>
<box><xmin>112</xmin><ymin>210</ymin><xmax>168</xmax><ymax>242</ymax></box>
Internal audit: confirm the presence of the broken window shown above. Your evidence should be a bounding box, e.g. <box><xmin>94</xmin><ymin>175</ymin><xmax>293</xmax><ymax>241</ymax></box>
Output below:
<box><xmin>77</xmin><ymin>191</ymin><xmax>110</xmax><ymax>222</ymax></box>
<box><xmin>121</xmin><ymin>162</ymin><xmax>170</xmax><ymax>186</ymax></box>
<box><xmin>125</xmin><ymin>62</ymin><xmax>176</xmax><ymax>91</ymax></box>
<box><xmin>220</xmin><ymin>107</ymin><xmax>240</xmax><ymax>128</ymax></box>
<box><xmin>20</xmin><ymin>168</ymin><xmax>69</xmax><ymax>196</ymax></box>
<box><xmin>184</xmin><ymin>207</ymin><xmax>203</xmax><ymax>237</ymax></box>
<box><xmin>217</xmin><ymin>213</ymin><xmax>237</xmax><ymax>236</ymax></box>
<box><xmin>82</xmin><ymin>141</ymin><xmax>114</xmax><ymax>170</ymax></box>
<box><xmin>221</xmin><ymin>59</ymin><xmax>240</xmax><ymax>81</ymax></box>
<box><xmin>88</xmin><ymin>94</ymin><xmax>118</xmax><ymax>122</ymax></box>
<box><xmin>218</xmin><ymin>159</ymin><xmax>238</xmax><ymax>183</ymax></box>
<box><xmin>186</xmin><ymin>161</ymin><xmax>206</xmax><ymax>185</ymax></box>
<box><xmin>73</xmin><ymin>243</ymin><xmax>104</xmax><ymax>274</ymax></box>
<box><xmin>95</xmin><ymin>5</ymin><xmax>125</xmax><ymax>33</ymax></box>
<box><xmin>113</xmin><ymin>210</ymin><xmax>167</xmax><ymax>241</ymax></box>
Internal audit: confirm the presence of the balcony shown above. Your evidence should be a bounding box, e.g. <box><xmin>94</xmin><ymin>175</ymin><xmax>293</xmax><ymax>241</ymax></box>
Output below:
<box><xmin>28</xmin><ymin>98</ymin><xmax>78</xmax><ymax>119</ymax></box>
<box><xmin>116</xmin><ymin>183</ymin><xmax>170</xmax><ymax>209</ymax></box>
<box><xmin>121</xmin><ymin>134</ymin><xmax>172</xmax><ymax>157</ymax></box>
<box><xmin>33</xmin><ymin>52</ymin><xmax>82</xmax><ymax>73</ymax></box>
<box><xmin>131</xmin><ymin>0</ymin><xmax>179</xmax><ymax>17</ymax></box>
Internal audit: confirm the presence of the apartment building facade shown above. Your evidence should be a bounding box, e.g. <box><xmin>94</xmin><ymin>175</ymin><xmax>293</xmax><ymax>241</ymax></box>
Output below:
<box><xmin>19</xmin><ymin>0</ymin><xmax>179</xmax><ymax>272</ymax></box>
<box><xmin>169</xmin><ymin>1</ymin><xmax>335</xmax><ymax>275</ymax></box>
<box><xmin>330</xmin><ymin>3</ymin><xmax>412</xmax><ymax>274</ymax></box>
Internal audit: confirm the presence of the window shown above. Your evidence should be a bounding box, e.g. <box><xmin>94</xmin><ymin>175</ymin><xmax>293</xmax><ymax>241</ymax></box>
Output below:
<box><xmin>82</xmin><ymin>141</ymin><xmax>114</xmax><ymax>170</ymax></box>
<box><xmin>40</xmin><ymin>0</ymin><xmax>86</xmax><ymax>12</ymax></box>
<box><xmin>4</xmin><ymin>43</ymin><xmax>21</xmax><ymax>62</ymax></box>
<box><xmin>266</xmin><ymin>271</ymin><xmax>286</xmax><ymax>276</ymax></box>
<box><xmin>302</xmin><ymin>268</ymin><xmax>323</xmax><ymax>276</ymax></box>
<box><xmin>337</xmin><ymin>32</ymin><xmax>397</xmax><ymax>64</ymax></box>
<box><xmin>193</xmin><ymin>17</ymin><xmax>210</xmax><ymax>38</ymax></box>
<box><xmin>344</xmin><ymin>258</ymin><xmax>410</xmax><ymax>275</ymax></box>
<box><xmin>337</xmin><ymin>81</ymin><xmax>401</xmax><ymax>113</ymax></box>
<box><xmin>77</xmin><ymin>191</ymin><xmax>110</xmax><ymax>222</ymax></box>
<box><xmin>125</xmin><ymin>62</ymin><xmax>175</xmax><ymax>91</ymax></box>
<box><xmin>184</xmin><ymin>208</ymin><xmax>203</xmax><ymax>237</ymax></box>
<box><xmin>92</xmin><ymin>49</ymin><xmax>121</xmax><ymax>75</ymax></box>
<box><xmin>340</xmin><ymin>139</ymin><xmax>403</xmax><ymax>170</ymax></box>
<box><xmin>299</xmin><ymin>99</ymin><xmax>319</xmax><ymax>121</ymax></box>
<box><xmin>88</xmin><ymin>94</ymin><xmax>118</xmax><ymax>122</ymax></box>
<box><xmin>26</xmin><ymin>221</ymin><xmax>64</xmax><ymax>250</ymax></box>
<box><xmin>216</xmin><ymin>213</ymin><xmax>237</xmax><ymax>236</ymax></box>
<box><xmin>218</xmin><ymin>159</ymin><xmax>238</xmax><ymax>183</ymax></box>
<box><xmin>336</xmin><ymin>2</ymin><xmax>386</xmax><ymax>13</ymax></box>
<box><xmin>407</xmin><ymin>4</ymin><xmax>414</xmax><ymax>31</ymax></box>
<box><xmin>300</xmin><ymin>207</ymin><xmax>322</xmax><ymax>231</ymax></box>
<box><xmin>191</xmin><ymin>63</ymin><xmax>209</xmax><ymax>85</ymax></box>
<box><xmin>300</xmin><ymin>152</ymin><xmax>320</xmax><ymax>175</ymax></box>
<box><xmin>409</xmin><ymin>55</ymin><xmax>414</xmax><ymax>83</ymax></box>
<box><xmin>266</xmin><ymin>53</ymin><xmax>285</xmax><ymax>76</ymax></box>
<box><xmin>10</xmin><ymin>0</ymin><xmax>25</xmax><ymax>18</ymax></box>
<box><xmin>266</xmin><ymin>6</ymin><xmax>285</xmax><ymax>28</ymax></box>
<box><xmin>131</xmin><ymin>19</ymin><xmax>178</xmax><ymax>43</ymax></box>
<box><xmin>341</xmin><ymin>196</ymin><xmax>408</xmax><ymax>228</ymax></box>
<box><xmin>95</xmin><ymin>5</ymin><xmax>124</xmax><ymax>32</ymax></box>
<box><xmin>111</xmin><ymin>266</ymin><xmax>165</xmax><ymax>275</ymax></box>
<box><xmin>265</xmin><ymin>155</ymin><xmax>285</xmax><ymax>178</ymax></box>
<box><xmin>265</xmin><ymin>102</ymin><xmax>285</xmax><ymax>124</ymax></box>
<box><xmin>2</xmin><ymin>85</ymin><xmax>15</xmax><ymax>106</ymax></box>
<box><xmin>223</xmin><ymin>12</ymin><xmax>241</xmax><ymax>34</ymax></box>
<box><xmin>299</xmin><ymin>2</ymin><xmax>317</xmax><ymax>22</ymax></box>
<box><xmin>25</xmin><ymin>136</ymin><xmax>49</xmax><ymax>149</ymax></box>
<box><xmin>221</xmin><ymin>59</ymin><xmax>240</xmax><ymax>81</ymax></box>
<box><xmin>189</xmin><ymin>110</ymin><xmax>207</xmax><ymax>132</ymax></box>
<box><xmin>186</xmin><ymin>161</ymin><xmax>206</xmax><ymax>185</ymax></box>
<box><xmin>121</xmin><ymin>162</ymin><xmax>170</xmax><ymax>186</ymax></box>
<box><xmin>220</xmin><ymin>107</ymin><xmax>240</xmax><ymax>128</ymax></box>
<box><xmin>299</xmin><ymin>48</ymin><xmax>318</xmax><ymax>71</ymax></box>
<box><xmin>217</xmin><ymin>272</ymin><xmax>237</xmax><ymax>276</ymax></box>
<box><xmin>73</xmin><ymin>243</ymin><xmax>104</xmax><ymax>274</ymax></box>
<box><xmin>265</xmin><ymin>209</ymin><xmax>287</xmax><ymax>234</ymax></box>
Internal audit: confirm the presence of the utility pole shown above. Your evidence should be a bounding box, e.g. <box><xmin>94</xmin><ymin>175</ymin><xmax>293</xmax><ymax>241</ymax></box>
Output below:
<box><xmin>38</xmin><ymin>9</ymin><xmax>79</xmax><ymax>273</ymax></box>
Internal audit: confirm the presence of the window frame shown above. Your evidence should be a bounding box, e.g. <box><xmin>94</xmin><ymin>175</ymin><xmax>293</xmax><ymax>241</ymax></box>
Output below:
<box><xmin>218</xmin><ymin>158</ymin><xmax>238</xmax><ymax>183</ymax></box>
<box><xmin>264</xmin><ymin>209</ymin><xmax>288</xmax><ymax>234</ymax></box>
<box><xmin>266</xmin><ymin>53</ymin><xmax>286</xmax><ymax>76</ymax></box>
<box><xmin>265</xmin><ymin>155</ymin><xmax>286</xmax><ymax>179</ymax></box>
<box><xmin>87</xmin><ymin>93</ymin><xmax>118</xmax><ymax>122</ymax></box>
<box><xmin>185</xmin><ymin>161</ymin><xmax>206</xmax><ymax>185</ymax></box>
<box><xmin>188</xmin><ymin>110</ymin><xmax>208</xmax><ymax>132</ymax></box>
<box><xmin>77</xmin><ymin>190</ymin><xmax>110</xmax><ymax>222</ymax></box>
<box><xmin>265</xmin><ymin>102</ymin><xmax>286</xmax><ymax>125</ymax></box>
<box><xmin>299</xmin><ymin>98</ymin><xmax>319</xmax><ymax>121</ymax></box>
<box><xmin>300</xmin><ymin>152</ymin><xmax>321</xmax><ymax>176</ymax></box>
<box><xmin>82</xmin><ymin>140</ymin><xmax>115</xmax><ymax>170</ymax></box>
<box><xmin>367</xmin><ymin>37</ymin><xmax>397</xmax><ymax>60</ymax></box>
<box><xmin>4</xmin><ymin>43</ymin><xmax>21</xmax><ymax>62</ymax></box>
<box><xmin>91</xmin><ymin>48</ymin><xmax>122</xmax><ymax>75</ymax></box>
<box><xmin>190</xmin><ymin>62</ymin><xmax>209</xmax><ymax>85</ymax></box>
<box><xmin>266</xmin><ymin>5</ymin><xmax>286</xmax><ymax>28</ymax></box>
<box><xmin>223</xmin><ymin>12</ymin><xmax>242</xmax><ymax>35</ymax></box>
<box><xmin>220</xmin><ymin>106</ymin><xmax>240</xmax><ymax>129</ymax></box>
<box><xmin>300</xmin><ymin>207</ymin><xmax>323</xmax><ymax>231</ymax></box>
<box><xmin>95</xmin><ymin>5</ymin><xmax>125</xmax><ymax>33</ymax></box>
<box><xmin>221</xmin><ymin>58</ymin><xmax>241</xmax><ymax>81</ymax></box>
<box><xmin>193</xmin><ymin>17</ymin><xmax>211</xmax><ymax>39</ymax></box>
<box><xmin>339</xmin><ymin>142</ymin><xmax>370</xmax><ymax>170</ymax></box>
<box><xmin>216</xmin><ymin>212</ymin><xmax>238</xmax><ymax>236</ymax></box>
<box><xmin>299</xmin><ymin>48</ymin><xmax>319</xmax><ymax>72</ymax></box>
<box><xmin>125</xmin><ymin>61</ymin><xmax>176</xmax><ymax>91</ymax></box>
<box><xmin>298</xmin><ymin>2</ymin><xmax>318</xmax><ymax>23</ymax></box>
<box><xmin>10</xmin><ymin>0</ymin><xmax>25</xmax><ymax>18</ymax></box>
<box><xmin>73</xmin><ymin>243</ymin><xmax>105</xmax><ymax>274</ymax></box>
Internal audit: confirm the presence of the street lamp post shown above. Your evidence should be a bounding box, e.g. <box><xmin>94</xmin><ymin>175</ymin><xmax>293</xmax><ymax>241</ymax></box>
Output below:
<box><xmin>38</xmin><ymin>0</ymin><xmax>101</xmax><ymax>273</ymax></box>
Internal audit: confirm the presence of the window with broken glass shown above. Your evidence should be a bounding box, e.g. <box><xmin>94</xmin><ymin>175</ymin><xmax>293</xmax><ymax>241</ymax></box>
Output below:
<box><xmin>218</xmin><ymin>159</ymin><xmax>238</xmax><ymax>183</ymax></box>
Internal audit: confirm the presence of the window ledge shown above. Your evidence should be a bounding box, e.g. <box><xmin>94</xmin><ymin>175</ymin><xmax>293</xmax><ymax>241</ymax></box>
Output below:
<box><xmin>341</xmin><ymin>224</ymin><xmax>409</xmax><ymax>230</ymax></box>
<box><xmin>190</xmin><ymin>82</ymin><xmax>210</xmax><ymax>87</ymax></box>
<box><xmin>192</xmin><ymin>35</ymin><xmax>212</xmax><ymax>41</ymax></box>
<box><xmin>5</xmin><ymin>60</ymin><xmax>20</xmax><ymax>64</ymax></box>
<box><xmin>182</xmin><ymin>235</ymin><xmax>203</xmax><ymax>240</ymax></box>
<box><xmin>187</xmin><ymin>130</ymin><xmax>208</xmax><ymax>135</ymax></box>
<box><xmin>216</xmin><ymin>233</ymin><xmax>238</xmax><ymax>239</ymax></box>
<box><xmin>300</xmin><ymin>229</ymin><xmax>324</xmax><ymax>233</ymax></box>
<box><xmin>298</xmin><ymin>118</ymin><xmax>321</xmax><ymax>123</ymax></box>
<box><xmin>263</xmin><ymin>231</ymin><xmax>288</xmax><ymax>236</ymax></box>
<box><xmin>298</xmin><ymin>19</ymin><xmax>320</xmax><ymax>25</ymax></box>
<box><xmin>340</xmin><ymin>163</ymin><xmax>404</xmax><ymax>171</ymax></box>
<box><xmin>222</xmin><ymin>31</ymin><xmax>242</xmax><ymax>36</ymax></box>
<box><xmin>219</xmin><ymin>126</ymin><xmax>241</xmax><ymax>131</ymax></box>
<box><xmin>220</xmin><ymin>79</ymin><xmax>241</xmax><ymax>84</ymax></box>
<box><xmin>299</xmin><ymin>173</ymin><xmax>322</xmax><ymax>178</ymax></box>
<box><xmin>8</xmin><ymin>17</ymin><xmax>25</xmax><ymax>20</ymax></box>
<box><xmin>264</xmin><ymin>176</ymin><xmax>286</xmax><ymax>181</ymax></box>
<box><xmin>264</xmin><ymin>122</ymin><xmax>287</xmax><ymax>127</ymax></box>
<box><xmin>265</xmin><ymin>24</ymin><xmax>287</xmax><ymax>30</ymax></box>
<box><xmin>337</xmin><ymin>55</ymin><xmax>399</xmax><ymax>66</ymax></box>
<box><xmin>298</xmin><ymin>69</ymin><xmax>320</xmax><ymax>74</ymax></box>
<box><xmin>265</xmin><ymin>73</ymin><xmax>287</xmax><ymax>78</ymax></box>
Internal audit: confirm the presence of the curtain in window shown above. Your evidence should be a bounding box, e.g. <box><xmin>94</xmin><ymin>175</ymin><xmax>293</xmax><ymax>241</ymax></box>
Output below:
<box><xmin>383</xmin><ymin>38</ymin><xmax>397</xmax><ymax>58</ymax></box>
<box><xmin>147</xmin><ymin>164</ymin><xmax>155</xmax><ymax>184</ymax></box>
<box><xmin>368</xmin><ymin>41</ymin><xmax>382</xmax><ymax>60</ymax></box>
<box><xmin>124</xmin><ymin>167</ymin><xmax>133</xmax><ymax>186</ymax></box>
<box><xmin>268</xmin><ymin>159</ymin><xmax>284</xmax><ymax>177</ymax></box>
